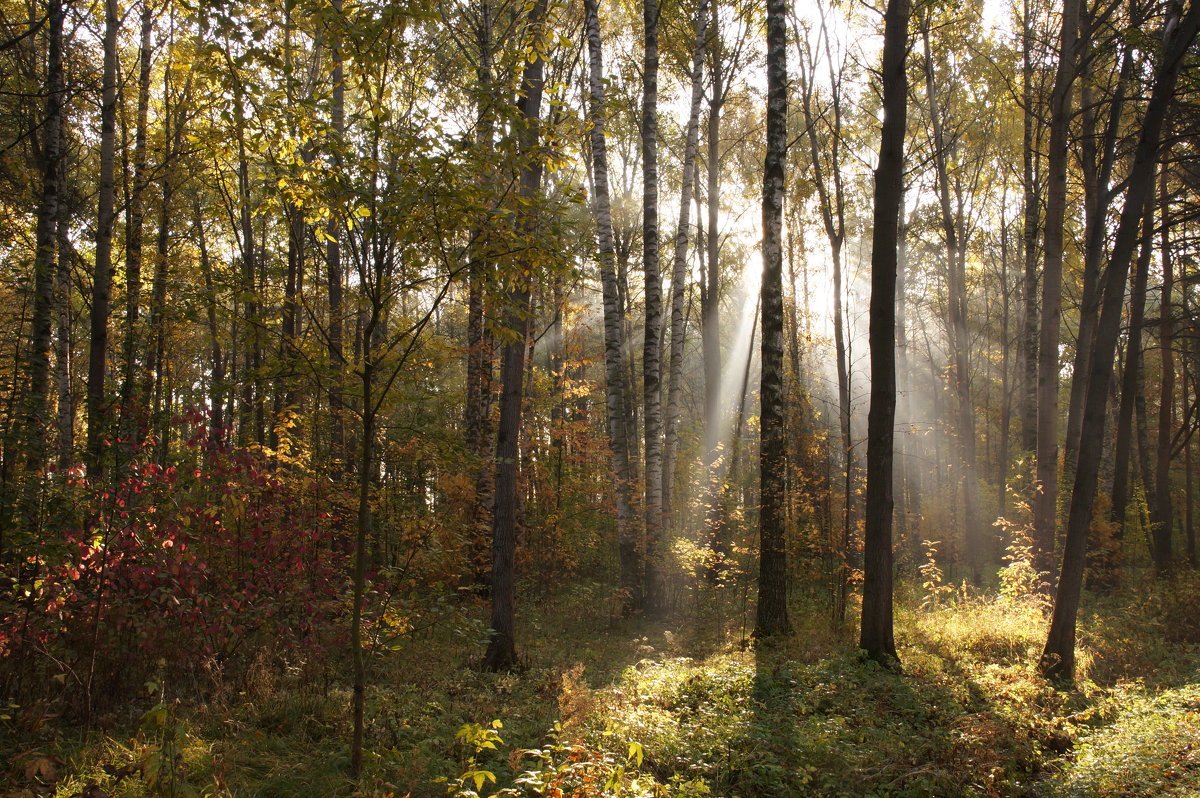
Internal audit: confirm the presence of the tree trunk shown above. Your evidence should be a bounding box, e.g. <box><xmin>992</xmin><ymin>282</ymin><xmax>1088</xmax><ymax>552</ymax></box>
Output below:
<box><xmin>1062</xmin><ymin>42</ymin><xmax>1131</xmax><ymax>486</ymax></box>
<box><xmin>1185</xmin><ymin>349</ymin><xmax>1197</xmax><ymax>567</ymax></box>
<box><xmin>484</xmin><ymin>0</ymin><xmax>545</xmax><ymax>671</ymax></box>
<box><xmin>55</xmin><ymin>183</ymin><xmax>73</xmax><ymax>468</ymax></box>
<box><xmin>1019</xmin><ymin>0</ymin><xmax>1040</xmax><ymax>458</ymax></box>
<box><xmin>1152</xmin><ymin>167</ymin><xmax>1174</xmax><ymax>574</ymax></box>
<box><xmin>797</xmin><ymin>15</ymin><xmax>853</xmax><ymax>612</ymax></box>
<box><xmin>860</xmin><ymin>0</ymin><xmax>908</xmax><ymax>666</ymax></box>
<box><xmin>641</xmin><ymin>0</ymin><xmax>664</xmax><ymax>613</ymax></box>
<box><xmin>702</xmin><ymin>14</ymin><xmax>725</xmax><ymax>573</ymax></box>
<box><xmin>584</xmin><ymin>0</ymin><xmax>641</xmax><ymax>611</ymax></box>
<box><xmin>118</xmin><ymin>2</ymin><xmax>153</xmax><ymax>446</ymax></box>
<box><xmin>998</xmin><ymin>208</ymin><xmax>1012</xmax><ymax>515</ymax></box>
<box><xmin>1040</xmin><ymin>1</ymin><xmax>1199</xmax><ymax>682</ymax></box>
<box><xmin>466</xmin><ymin>0</ymin><xmax>496</xmax><ymax>588</ymax></box>
<box><xmin>755</xmin><ymin>0</ymin><xmax>790</xmax><ymax>639</ymax></box>
<box><xmin>349</xmin><ymin>313</ymin><xmax>378</xmax><ymax>777</ymax></box>
<box><xmin>24</xmin><ymin>0</ymin><xmax>65</xmax><ymax>484</ymax></box>
<box><xmin>1032</xmin><ymin>0</ymin><xmax>1081</xmax><ymax>577</ymax></box>
<box><xmin>662</xmin><ymin>0</ymin><xmax>707</xmax><ymax>528</ymax></box>
<box><xmin>327</xmin><ymin>0</ymin><xmax>346</xmax><ymax>466</ymax></box>
<box><xmin>86</xmin><ymin>0</ymin><xmax>120</xmax><ymax>479</ymax></box>
<box><xmin>195</xmin><ymin>201</ymin><xmax>225</xmax><ymax>446</ymax></box>
<box><xmin>1110</xmin><ymin>201</ymin><xmax>1155</xmax><ymax>536</ymax></box>
<box><xmin>896</xmin><ymin>197</ymin><xmax>914</xmax><ymax>550</ymax></box>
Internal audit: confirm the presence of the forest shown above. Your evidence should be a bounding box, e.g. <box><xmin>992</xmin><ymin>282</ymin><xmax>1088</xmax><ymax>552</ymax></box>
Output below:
<box><xmin>0</xmin><ymin>0</ymin><xmax>1199</xmax><ymax>792</ymax></box>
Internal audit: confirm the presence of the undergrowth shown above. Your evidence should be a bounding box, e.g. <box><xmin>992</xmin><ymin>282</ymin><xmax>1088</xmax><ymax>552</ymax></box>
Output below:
<box><xmin>4</xmin><ymin>574</ymin><xmax>1199</xmax><ymax>797</ymax></box>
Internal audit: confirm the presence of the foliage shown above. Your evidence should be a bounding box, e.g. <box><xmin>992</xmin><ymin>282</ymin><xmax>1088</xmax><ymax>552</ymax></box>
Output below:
<box><xmin>993</xmin><ymin>518</ymin><xmax>1050</xmax><ymax>607</ymax></box>
<box><xmin>0</xmin><ymin>415</ymin><xmax>409</xmax><ymax>717</ymax></box>
<box><xmin>1042</xmin><ymin>684</ymin><xmax>1200</xmax><ymax>796</ymax></box>
<box><xmin>919</xmin><ymin>540</ymin><xmax>956</xmax><ymax>611</ymax></box>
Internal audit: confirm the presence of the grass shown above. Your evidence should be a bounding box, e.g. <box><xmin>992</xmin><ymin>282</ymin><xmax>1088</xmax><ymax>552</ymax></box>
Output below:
<box><xmin>6</xmin><ymin>574</ymin><xmax>1200</xmax><ymax>797</ymax></box>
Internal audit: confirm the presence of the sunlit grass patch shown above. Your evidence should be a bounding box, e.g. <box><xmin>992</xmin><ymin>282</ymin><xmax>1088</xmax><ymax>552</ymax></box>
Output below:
<box><xmin>1044</xmin><ymin>682</ymin><xmax>1200</xmax><ymax>796</ymax></box>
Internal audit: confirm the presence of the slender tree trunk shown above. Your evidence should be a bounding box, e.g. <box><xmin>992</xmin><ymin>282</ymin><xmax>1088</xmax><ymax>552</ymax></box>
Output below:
<box><xmin>641</xmin><ymin>0</ymin><xmax>664</xmax><ymax>613</ymax></box>
<box><xmin>662</xmin><ymin>0</ymin><xmax>708</xmax><ymax>526</ymax></box>
<box><xmin>585</xmin><ymin>0</ymin><xmax>640</xmax><ymax>611</ymax></box>
<box><xmin>1019</xmin><ymin>0</ymin><xmax>1040</xmax><ymax>457</ymax></box>
<box><xmin>1040</xmin><ymin>1</ymin><xmax>1199</xmax><ymax>682</ymax></box>
<box><xmin>195</xmin><ymin>201</ymin><xmax>225</xmax><ymax>446</ymax></box>
<box><xmin>896</xmin><ymin>198</ymin><xmax>913</xmax><ymax>550</ymax></box>
<box><xmin>1032</xmin><ymin>0</ymin><xmax>1081</xmax><ymax>577</ymax></box>
<box><xmin>118</xmin><ymin>2</ymin><xmax>153</xmax><ymax>445</ymax></box>
<box><xmin>144</xmin><ymin>59</ymin><xmax>183</xmax><ymax>458</ymax></box>
<box><xmin>1185</xmin><ymin>350</ymin><xmax>1196</xmax><ymax>567</ymax></box>
<box><xmin>756</xmin><ymin>0</ymin><xmax>790</xmax><ymax>639</ymax></box>
<box><xmin>999</xmin><ymin>209</ymin><xmax>1012</xmax><ymax>515</ymax></box>
<box><xmin>484</xmin><ymin>0</ymin><xmax>545</xmax><ymax>671</ymax></box>
<box><xmin>1111</xmin><ymin>201</ymin><xmax>1155</xmax><ymax>536</ymax></box>
<box><xmin>466</xmin><ymin>0</ymin><xmax>496</xmax><ymax>587</ymax></box>
<box><xmin>25</xmin><ymin>0</ymin><xmax>65</xmax><ymax>485</ymax></box>
<box><xmin>860</xmin><ymin>0</ymin><xmax>908</xmax><ymax>666</ymax></box>
<box><xmin>1135</xmin><ymin>332</ymin><xmax>1158</xmax><ymax>557</ymax></box>
<box><xmin>327</xmin><ymin>0</ymin><xmax>346</xmax><ymax>466</ymax></box>
<box><xmin>349</xmin><ymin>335</ymin><xmax>376</xmax><ymax>777</ymax></box>
<box><xmin>703</xmin><ymin>4</ymin><xmax>724</xmax><ymax>573</ymax></box>
<box><xmin>55</xmin><ymin>189</ymin><xmax>73</xmax><ymax>468</ymax></box>
<box><xmin>86</xmin><ymin>0</ymin><xmax>120</xmax><ymax>479</ymax></box>
<box><xmin>1152</xmin><ymin>168</ymin><xmax>1174</xmax><ymax>573</ymax></box>
<box><xmin>1062</xmin><ymin>45</ymin><xmax>1130</xmax><ymax>485</ymax></box>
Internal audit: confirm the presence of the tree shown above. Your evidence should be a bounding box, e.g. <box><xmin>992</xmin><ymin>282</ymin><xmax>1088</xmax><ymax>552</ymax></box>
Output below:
<box><xmin>755</xmin><ymin>0</ymin><xmax>790</xmax><ymax>640</ymax></box>
<box><xmin>484</xmin><ymin>0</ymin><xmax>547</xmax><ymax>671</ymax></box>
<box><xmin>1031</xmin><ymin>0</ymin><xmax>1081</xmax><ymax>574</ymax></box>
<box><xmin>23</xmin><ymin>0</ymin><xmax>65</xmax><ymax>489</ymax></box>
<box><xmin>584</xmin><ymin>0</ymin><xmax>641</xmax><ymax>612</ymax></box>
<box><xmin>662</xmin><ymin>0</ymin><xmax>709</xmax><ymax>532</ymax></box>
<box><xmin>641</xmin><ymin>0</ymin><xmax>664</xmax><ymax>613</ymax></box>
<box><xmin>860</xmin><ymin>0</ymin><xmax>910</xmax><ymax>665</ymax></box>
<box><xmin>1040</xmin><ymin>0</ymin><xmax>1200</xmax><ymax>682</ymax></box>
<box><xmin>87</xmin><ymin>0</ymin><xmax>121</xmax><ymax>479</ymax></box>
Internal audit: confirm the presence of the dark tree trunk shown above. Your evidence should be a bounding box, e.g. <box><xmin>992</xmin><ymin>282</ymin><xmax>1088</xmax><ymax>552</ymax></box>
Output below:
<box><xmin>327</xmin><ymin>0</ymin><xmax>346</xmax><ymax>466</ymax></box>
<box><xmin>1062</xmin><ymin>45</ymin><xmax>1131</xmax><ymax>485</ymax></box>
<box><xmin>118</xmin><ymin>2</ymin><xmax>153</xmax><ymax>446</ymax></box>
<box><xmin>24</xmin><ymin>0</ymin><xmax>65</xmax><ymax>484</ymax></box>
<box><xmin>349</xmin><ymin>324</ymin><xmax>378</xmax><ymax>778</ymax></box>
<box><xmin>1032</xmin><ymin>0</ymin><xmax>1081</xmax><ymax>577</ymax></box>
<box><xmin>755</xmin><ymin>0</ymin><xmax>790</xmax><ymax>639</ymax></box>
<box><xmin>55</xmin><ymin>186</ymin><xmax>73</xmax><ymax>468</ymax></box>
<box><xmin>466</xmin><ymin>0</ymin><xmax>496</xmax><ymax>588</ymax></box>
<box><xmin>195</xmin><ymin>202</ymin><xmax>225</xmax><ymax>446</ymax></box>
<box><xmin>86</xmin><ymin>0</ymin><xmax>120</xmax><ymax>479</ymax></box>
<box><xmin>1110</xmin><ymin>202</ymin><xmax>1155</xmax><ymax>536</ymax></box>
<box><xmin>1040</xmin><ymin>1</ymin><xmax>1199</xmax><ymax>682</ymax></box>
<box><xmin>484</xmin><ymin>0</ymin><xmax>545</xmax><ymax>672</ymax></box>
<box><xmin>1019</xmin><ymin>0</ymin><xmax>1040</xmax><ymax>457</ymax></box>
<box><xmin>860</xmin><ymin>0</ymin><xmax>909</xmax><ymax>666</ymax></box>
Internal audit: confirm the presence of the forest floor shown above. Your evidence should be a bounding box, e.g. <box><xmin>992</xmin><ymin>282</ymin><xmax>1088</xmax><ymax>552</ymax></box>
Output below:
<box><xmin>9</xmin><ymin>571</ymin><xmax>1200</xmax><ymax>798</ymax></box>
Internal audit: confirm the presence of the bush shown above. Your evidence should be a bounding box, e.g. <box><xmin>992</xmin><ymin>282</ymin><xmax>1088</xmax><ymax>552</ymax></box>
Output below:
<box><xmin>0</xmin><ymin>417</ymin><xmax>350</xmax><ymax>714</ymax></box>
